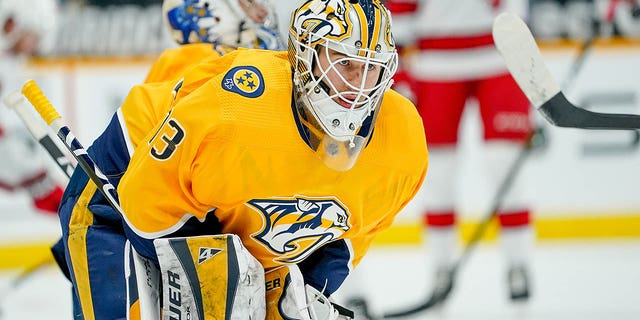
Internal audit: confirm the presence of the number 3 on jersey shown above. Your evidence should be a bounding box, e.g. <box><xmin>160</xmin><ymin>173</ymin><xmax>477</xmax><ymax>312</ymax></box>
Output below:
<box><xmin>149</xmin><ymin>111</ymin><xmax>185</xmax><ymax>161</ymax></box>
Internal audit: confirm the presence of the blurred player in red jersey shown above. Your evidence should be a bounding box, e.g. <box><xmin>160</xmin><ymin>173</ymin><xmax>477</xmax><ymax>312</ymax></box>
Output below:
<box><xmin>389</xmin><ymin>0</ymin><xmax>534</xmax><ymax>305</ymax></box>
<box><xmin>0</xmin><ymin>0</ymin><xmax>63</xmax><ymax>215</ymax></box>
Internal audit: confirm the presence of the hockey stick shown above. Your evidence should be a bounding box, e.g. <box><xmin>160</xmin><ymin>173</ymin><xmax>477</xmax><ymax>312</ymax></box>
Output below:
<box><xmin>433</xmin><ymin>13</ymin><xmax>599</xmax><ymax>299</ymax></box>
<box><xmin>381</xmin><ymin>129</ymin><xmax>544</xmax><ymax>319</ymax></box>
<box><xmin>493</xmin><ymin>12</ymin><xmax>640</xmax><ymax>130</ymax></box>
<box><xmin>19</xmin><ymin>80</ymin><xmax>356</xmax><ymax>320</ymax></box>
<box><xmin>560</xmin><ymin>33</ymin><xmax>594</xmax><ymax>93</ymax></box>
<box><xmin>18</xmin><ymin>80</ymin><xmax>163</xmax><ymax>320</ymax></box>
<box><xmin>383</xmin><ymin>13</ymin><xmax>605</xmax><ymax>320</ymax></box>
<box><xmin>20</xmin><ymin>80</ymin><xmax>124</xmax><ymax>214</ymax></box>
<box><xmin>426</xmin><ymin>12</ymin><xmax>603</xmax><ymax>308</ymax></box>
<box><xmin>560</xmin><ymin>0</ymin><xmax>623</xmax><ymax>92</ymax></box>
<box><xmin>2</xmin><ymin>92</ymin><xmax>77</xmax><ymax>178</ymax></box>
<box><xmin>0</xmin><ymin>93</ymin><xmax>74</xmax><ymax>315</ymax></box>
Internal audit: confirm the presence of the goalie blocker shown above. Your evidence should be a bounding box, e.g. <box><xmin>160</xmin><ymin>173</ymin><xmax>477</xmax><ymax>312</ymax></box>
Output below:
<box><xmin>126</xmin><ymin>234</ymin><xmax>353</xmax><ymax>320</ymax></box>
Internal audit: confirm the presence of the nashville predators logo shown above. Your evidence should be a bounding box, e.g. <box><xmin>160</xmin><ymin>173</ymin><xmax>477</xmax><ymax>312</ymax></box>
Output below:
<box><xmin>248</xmin><ymin>196</ymin><xmax>351</xmax><ymax>264</ymax></box>
<box><xmin>222</xmin><ymin>66</ymin><xmax>265</xmax><ymax>98</ymax></box>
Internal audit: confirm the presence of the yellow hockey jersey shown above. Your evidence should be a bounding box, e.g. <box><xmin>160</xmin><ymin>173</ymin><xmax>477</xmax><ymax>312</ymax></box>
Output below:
<box><xmin>118</xmin><ymin>48</ymin><xmax>428</xmax><ymax>293</ymax></box>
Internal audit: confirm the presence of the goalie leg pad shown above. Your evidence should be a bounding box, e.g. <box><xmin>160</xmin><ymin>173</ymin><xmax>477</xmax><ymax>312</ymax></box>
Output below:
<box><xmin>153</xmin><ymin>234</ymin><xmax>265</xmax><ymax>320</ymax></box>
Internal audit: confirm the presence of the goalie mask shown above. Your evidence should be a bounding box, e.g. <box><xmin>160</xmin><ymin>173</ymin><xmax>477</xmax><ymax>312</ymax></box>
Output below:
<box><xmin>162</xmin><ymin>0</ymin><xmax>284</xmax><ymax>50</ymax></box>
<box><xmin>289</xmin><ymin>0</ymin><xmax>398</xmax><ymax>171</ymax></box>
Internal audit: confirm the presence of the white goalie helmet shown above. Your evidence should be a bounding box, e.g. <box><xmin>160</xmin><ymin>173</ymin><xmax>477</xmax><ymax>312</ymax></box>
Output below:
<box><xmin>162</xmin><ymin>0</ymin><xmax>284</xmax><ymax>50</ymax></box>
<box><xmin>0</xmin><ymin>0</ymin><xmax>57</xmax><ymax>53</ymax></box>
<box><xmin>289</xmin><ymin>0</ymin><xmax>398</xmax><ymax>171</ymax></box>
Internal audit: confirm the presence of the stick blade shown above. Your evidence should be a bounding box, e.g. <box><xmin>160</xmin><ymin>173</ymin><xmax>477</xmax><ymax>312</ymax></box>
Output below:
<box><xmin>492</xmin><ymin>12</ymin><xmax>561</xmax><ymax>109</ymax></box>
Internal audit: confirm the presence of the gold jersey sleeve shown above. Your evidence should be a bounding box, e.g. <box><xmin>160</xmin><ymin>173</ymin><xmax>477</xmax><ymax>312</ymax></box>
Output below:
<box><xmin>118</xmin><ymin>49</ymin><xmax>428</xmax><ymax>270</ymax></box>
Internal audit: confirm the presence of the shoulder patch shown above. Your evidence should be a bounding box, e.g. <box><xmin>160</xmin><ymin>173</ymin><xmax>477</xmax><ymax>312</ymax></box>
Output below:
<box><xmin>221</xmin><ymin>66</ymin><xmax>265</xmax><ymax>98</ymax></box>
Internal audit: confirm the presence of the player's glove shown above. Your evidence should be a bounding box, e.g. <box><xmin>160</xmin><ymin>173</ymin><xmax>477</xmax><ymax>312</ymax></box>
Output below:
<box><xmin>266</xmin><ymin>265</ymin><xmax>354</xmax><ymax>320</ymax></box>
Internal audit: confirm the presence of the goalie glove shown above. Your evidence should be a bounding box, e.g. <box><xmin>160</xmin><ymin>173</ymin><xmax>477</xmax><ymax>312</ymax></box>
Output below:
<box><xmin>266</xmin><ymin>265</ymin><xmax>354</xmax><ymax>320</ymax></box>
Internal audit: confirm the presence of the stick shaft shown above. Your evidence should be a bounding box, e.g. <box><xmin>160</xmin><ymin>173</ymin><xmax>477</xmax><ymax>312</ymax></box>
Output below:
<box><xmin>456</xmin><ymin>132</ymin><xmax>536</xmax><ymax>269</ymax></box>
<box><xmin>21</xmin><ymin>80</ymin><xmax>124</xmax><ymax>215</ymax></box>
